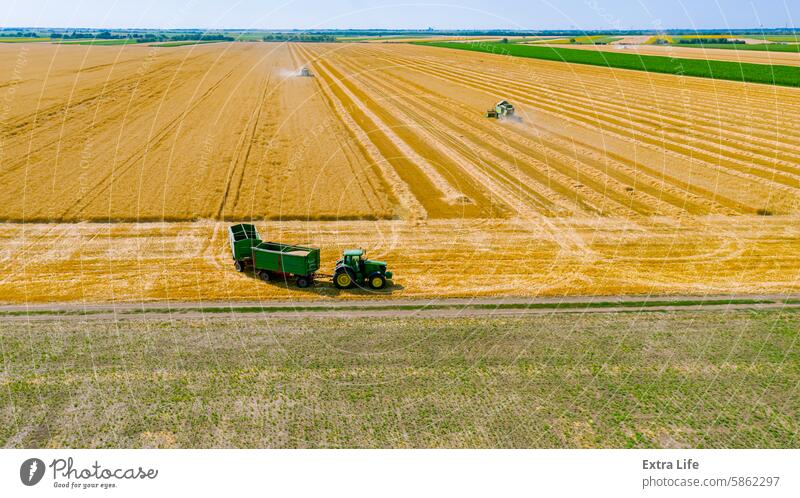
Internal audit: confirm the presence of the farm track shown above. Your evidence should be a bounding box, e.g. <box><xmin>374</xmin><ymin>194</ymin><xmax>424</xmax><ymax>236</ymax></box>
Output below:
<box><xmin>2</xmin><ymin>293</ymin><xmax>800</xmax><ymax>321</ymax></box>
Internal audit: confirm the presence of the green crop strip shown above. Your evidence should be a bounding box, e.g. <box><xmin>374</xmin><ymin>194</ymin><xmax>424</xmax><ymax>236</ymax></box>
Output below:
<box><xmin>416</xmin><ymin>41</ymin><xmax>800</xmax><ymax>87</ymax></box>
<box><xmin>151</xmin><ymin>40</ymin><xmax>228</xmax><ymax>47</ymax></box>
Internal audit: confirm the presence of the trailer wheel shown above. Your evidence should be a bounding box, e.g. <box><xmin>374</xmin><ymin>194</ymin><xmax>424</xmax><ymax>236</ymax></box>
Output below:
<box><xmin>296</xmin><ymin>276</ymin><xmax>311</xmax><ymax>288</ymax></box>
<box><xmin>257</xmin><ymin>270</ymin><xmax>270</xmax><ymax>282</ymax></box>
<box><xmin>368</xmin><ymin>272</ymin><xmax>386</xmax><ymax>290</ymax></box>
<box><xmin>334</xmin><ymin>269</ymin><xmax>354</xmax><ymax>289</ymax></box>
<box><xmin>234</xmin><ymin>260</ymin><xmax>245</xmax><ymax>272</ymax></box>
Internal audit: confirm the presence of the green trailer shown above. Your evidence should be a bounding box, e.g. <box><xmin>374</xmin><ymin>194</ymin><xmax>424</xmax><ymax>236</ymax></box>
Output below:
<box><xmin>228</xmin><ymin>223</ymin><xmax>321</xmax><ymax>288</ymax></box>
<box><xmin>228</xmin><ymin>224</ymin><xmax>393</xmax><ymax>290</ymax></box>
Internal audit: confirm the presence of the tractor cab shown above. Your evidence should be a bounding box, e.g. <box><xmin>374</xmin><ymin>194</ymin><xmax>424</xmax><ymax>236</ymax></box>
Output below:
<box><xmin>334</xmin><ymin>249</ymin><xmax>393</xmax><ymax>290</ymax></box>
<box><xmin>341</xmin><ymin>249</ymin><xmax>364</xmax><ymax>269</ymax></box>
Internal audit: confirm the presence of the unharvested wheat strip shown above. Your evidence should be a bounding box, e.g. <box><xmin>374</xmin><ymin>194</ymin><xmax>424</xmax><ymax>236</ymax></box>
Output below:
<box><xmin>59</xmin><ymin>67</ymin><xmax>240</xmax><ymax>220</ymax></box>
<box><xmin>295</xmin><ymin>45</ymin><xmax>425</xmax><ymax>219</ymax></box>
<box><xmin>0</xmin><ymin>58</ymin><xmax>192</xmax><ymax>185</ymax></box>
<box><xmin>316</xmin><ymin>56</ymin><xmax>471</xmax><ymax>208</ymax></box>
<box><xmin>50</xmin><ymin>50</ymin><xmax>246</xmax><ymax>220</ymax></box>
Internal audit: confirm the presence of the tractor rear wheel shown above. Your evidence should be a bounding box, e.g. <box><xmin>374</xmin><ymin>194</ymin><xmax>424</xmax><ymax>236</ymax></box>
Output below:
<box><xmin>368</xmin><ymin>272</ymin><xmax>386</xmax><ymax>290</ymax></box>
<box><xmin>234</xmin><ymin>260</ymin><xmax>244</xmax><ymax>272</ymax></box>
<box><xmin>334</xmin><ymin>269</ymin><xmax>355</xmax><ymax>289</ymax></box>
<box><xmin>296</xmin><ymin>276</ymin><xmax>311</xmax><ymax>288</ymax></box>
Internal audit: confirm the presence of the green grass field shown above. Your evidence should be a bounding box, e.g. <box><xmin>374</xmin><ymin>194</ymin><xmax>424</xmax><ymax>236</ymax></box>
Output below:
<box><xmin>1</xmin><ymin>310</ymin><xmax>798</xmax><ymax>448</ymax></box>
<box><xmin>54</xmin><ymin>39</ymin><xmax>141</xmax><ymax>46</ymax></box>
<box><xmin>673</xmin><ymin>42</ymin><xmax>800</xmax><ymax>52</ymax></box>
<box><xmin>0</xmin><ymin>37</ymin><xmax>51</xmax><ymax>43</ymax></box>
<box><xmin>420</xmin><ymin>41</ymin><xmax>800</xmax><ymax>87</ymax></box>
<box><xmin>538</xmin><ymin>35</ymin><xmax>621</xmax><ymax>45</ymax></box>
<box><xmin>151</xmin><ymin>39</ymin><xmax>229</xmax><ymax>47</ymax></box>
<box><xmin>742</xmin><ymin>35</ymin><xmax>800</xmax><ymax>43</ymax></box>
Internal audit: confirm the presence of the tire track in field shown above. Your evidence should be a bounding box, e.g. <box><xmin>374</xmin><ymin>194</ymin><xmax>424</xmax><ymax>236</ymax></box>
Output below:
<box><xmin>59</xmin><ymin>67</ymin><xmax>238</xmax><ymax>220</ymax></box>
<box><xmin>0</xmin><ymin>58</ymin><xmax>199</xmax><ymax>182</ymax></box>
<box><xmin>216</xmin><ymin>66</ymin><xmax>272</xmax><ymax>219</ymax></box>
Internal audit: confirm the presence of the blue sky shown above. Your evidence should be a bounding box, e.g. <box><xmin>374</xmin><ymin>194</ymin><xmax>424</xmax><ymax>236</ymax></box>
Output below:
<box><xmin>1</xmin><ymin>0</ymin><xmax>797</xmax><ymax>30</ymax></box>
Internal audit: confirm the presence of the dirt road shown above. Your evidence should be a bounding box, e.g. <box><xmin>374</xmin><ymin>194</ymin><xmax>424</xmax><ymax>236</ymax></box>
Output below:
<box><xmin>2</xmin><ymin>294</ymin><xmax>798</xmax><ymax>320</ymax></box>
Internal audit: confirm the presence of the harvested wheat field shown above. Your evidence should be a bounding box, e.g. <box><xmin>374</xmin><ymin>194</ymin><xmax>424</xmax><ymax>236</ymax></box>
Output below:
<box><xmin>1</xmin><ymin>41</ymin><xmax>799</xmax><ymax>302</ymax></box>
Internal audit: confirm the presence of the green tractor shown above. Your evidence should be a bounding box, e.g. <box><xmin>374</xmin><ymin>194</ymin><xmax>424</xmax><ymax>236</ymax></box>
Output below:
<box><xmin>333</xmin><ymin>249</ymin><xmax>393</xmax><ymax>290</ymax></box>
<box><xmin>485</xmin><ymin>100</ymin><xmax>517</xmax><ymax>119</ymax></box>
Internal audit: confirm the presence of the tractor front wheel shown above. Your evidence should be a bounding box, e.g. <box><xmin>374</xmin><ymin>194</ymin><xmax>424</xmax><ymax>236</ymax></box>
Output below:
<box><xmin>234</xmin><ymin>260</ymin><xmax>245</xmax><ymax>272</ymax></box>
<box><xmin>368</xmin><ymin>272</ymin><xmax>386</xmax><ymax>290</ymax></box>
<box><xmin>334</xmin><ymin>269</ymin><xmax>354</xmax><ymax>289</ymax></box>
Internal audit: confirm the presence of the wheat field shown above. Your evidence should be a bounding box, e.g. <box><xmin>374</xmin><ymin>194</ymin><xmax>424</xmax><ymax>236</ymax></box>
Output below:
<box><xmin>1</xmin><ymin>41</ymin><xmax>799</xmax><ymax>302</ymax></box>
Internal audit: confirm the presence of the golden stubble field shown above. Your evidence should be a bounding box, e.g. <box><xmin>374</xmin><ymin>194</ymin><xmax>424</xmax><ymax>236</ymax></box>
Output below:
<box><xmin>1</xmin><ymin>41</ymin><xmax>799</xmax><ymax>303</ymax></box>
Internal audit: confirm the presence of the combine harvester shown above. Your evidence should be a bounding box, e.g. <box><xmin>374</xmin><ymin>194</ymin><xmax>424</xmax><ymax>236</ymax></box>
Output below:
<box><xmin>485</xmin><ymin>100</ymin><xmax>520</xmax><ymax>121</ymax></box>
<box><xmin>228</xmin><ymin>224</ymin><xmax>392</xmax><ymax>290</ymax></box>
<box><xmin>299</xmin><ymin>66</ymin><xmax>313</xmax><ymax>77</ymax></box>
